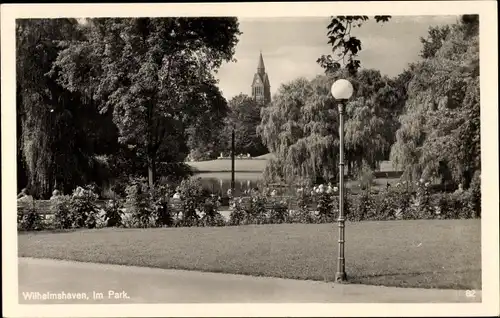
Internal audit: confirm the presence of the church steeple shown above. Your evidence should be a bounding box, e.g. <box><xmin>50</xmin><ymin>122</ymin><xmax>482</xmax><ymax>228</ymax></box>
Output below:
<box><xmin>251</xmin><ymin>51</ymin><xmax>271</xmax><ymax>105</ymax></box>
<box><xmin>257</xmin><ymin>51</ymin><xmax>265</xmax><ymax>75</ymax></box>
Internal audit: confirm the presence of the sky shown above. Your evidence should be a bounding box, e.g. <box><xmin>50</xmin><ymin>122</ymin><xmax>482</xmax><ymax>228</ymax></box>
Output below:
<box><xmin>215</xmin><ymin>15</ymin><xmax>459</xmax><ymax>100</ymax></box>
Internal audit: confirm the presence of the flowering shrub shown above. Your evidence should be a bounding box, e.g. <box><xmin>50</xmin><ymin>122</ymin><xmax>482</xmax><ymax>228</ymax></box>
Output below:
<box><xmin>17</xmin><ymin>173</ymin><xmax>481</xmax><ymax>232</ymax></box>
<box><xmin>50</xmin><ymin>195</ymin><xmax>73</xmax><ymax>229</ymax></box>
<box><xmin>314</xmin><ymin>190</ymin><xmax>335</xmax><ymax>223</ymax></box>
<box><xmin>349</xmin><ymin>190</ymin><xmax>375</xmax><ymax>221</ymax></box>
<box><xmin>373</xmin><ymin>189</ymin><xmax>399</xmax><ymax>221</ymax></box>
<box><xmin>245</xmin><ymin>193</ymin><xmax>268</xmax><ymax>224</ymax></box>
<box><xmin>18</xmin><ymin>196</ymin><xmax>43</xmax><ymax>231</ymax></box>
<box><xmin>70</xmin><ymin>185</ymin><xmax>100</xmax><ymax>229</ymax></box>
<box><xmin>228</xmin><ymin>197</ymin><xmax>246</xmax><ymax>226</ymax></box>
<box><xmin>290</xmin><ymin>187</ymin><xmax>314</xmax><ymax>223</ymax></box>
<box><xmin>178</xmin><ymin>177</ymin><xmax>206</xmax><ymax>227</ymax></box>
<box><xmin>268</xmin><ymin>199</ymin><xmax>289</xmax><ymax>224</ymax></box>
<box><xmin>228</xmin><ymin>193</ymin><xmax>268</xmax><ymax>225</ymax></box>
<box><xmin>103</xmin><ymin>199</ymin><xmax>124</xmax><ymax>227</ymax></box>
<box><xmin>407</xmin><ymin>180</ymin><xmax>434</xmax><ymax>220</ymax></box>
<box><xmin>389</xmin><ymin>182</ymin><xmax>412</xmax><ymax>219</ymax></box>
<box><xmin>150</xmin><ymin>184</ymin><xmax>175</xmax><ymax>227</ymax></box>
<box><xmin>437</xmin><ymin>190</ymin><xmax>476</xmax><ymax>219</ymax></box>
<box><xmin>125</xmin><ymin>178</ymin><xmax>155</xmax><ymax>228</ymax></box>
<box><xmin>199</xmin><ymin>195</ymin><xmax>226</xmax><ymax>227</ymax></box>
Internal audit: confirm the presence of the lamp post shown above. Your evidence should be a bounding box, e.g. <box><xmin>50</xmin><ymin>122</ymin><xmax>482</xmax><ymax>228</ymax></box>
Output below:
<box><xmin>49</xmin><ymin>108</ymin><xmax>58</xmax><ymax>193</ymax></box>
<box><xmin>331</xmin><ymin>79</ymin><xmax>354</xmax><ymax>283</ymax></box>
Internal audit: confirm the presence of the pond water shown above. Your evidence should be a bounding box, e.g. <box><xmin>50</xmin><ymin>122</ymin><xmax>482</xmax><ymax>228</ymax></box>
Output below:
<box><xmin>194</xmin><ymin>172</ymin><xmax>264</xmax><ymax>196</ymax></box>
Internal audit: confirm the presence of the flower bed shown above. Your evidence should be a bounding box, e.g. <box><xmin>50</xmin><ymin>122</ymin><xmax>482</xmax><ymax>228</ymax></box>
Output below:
<box><xmin>17</xmin><ymin>178</ymin><xmax>480</xmax><ymax>231</ymax></box>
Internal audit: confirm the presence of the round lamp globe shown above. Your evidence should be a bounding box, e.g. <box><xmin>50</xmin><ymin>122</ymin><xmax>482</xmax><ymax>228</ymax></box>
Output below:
<box><xmin>331</xmin><ymin>79</ymin><xmax>354</xmax><ymax>100</ymax></box>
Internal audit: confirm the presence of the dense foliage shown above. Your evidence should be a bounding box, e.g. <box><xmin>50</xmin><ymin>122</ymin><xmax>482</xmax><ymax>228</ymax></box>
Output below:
<box><xmin>17</xmin><ymin>180</ymin><xmax>479</xmax><ymax>231</ymax></box>
<box><xmin>220</xmin><ymin>94</ymin><xmax>269</xmax><ymax>157</ymax></box>
<box><xmin>17</xmin><ymin>15</ymin><xmax>481</xmax><ymax>226</ymax></box>
<box><xmin>16</xmin><ymin>19</ymin><xmax>119</xmax><ymax>198</ymax></box>
<box><xmin>17</xmin><ymin>18</ymin><xmax>240</xmax><ymax>197</ymax></box>
<box><xmin>258</xmin><ymin>15</ymin><xmax>480</xmax><ymax>193</ymax></box>
<box><xmin>390</xmin><ymin>16</ymin><xmax>480</xmax><ymax>189</ymax></box>
<box><xmin>258</xmin><ymin>69</ymin><xmax>405</xmax><ymax>184</ymax></box>
<box><xmin>51</xmin><ymin>18</ymin><xmax>240</xmax><ymax>187</ymax></box>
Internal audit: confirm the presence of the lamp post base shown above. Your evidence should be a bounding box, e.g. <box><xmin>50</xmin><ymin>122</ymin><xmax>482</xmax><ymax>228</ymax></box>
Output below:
<box><xmin>335</xmin><ymin>272</ymin><xmax>347</xmax><ymax>283</ymax></box>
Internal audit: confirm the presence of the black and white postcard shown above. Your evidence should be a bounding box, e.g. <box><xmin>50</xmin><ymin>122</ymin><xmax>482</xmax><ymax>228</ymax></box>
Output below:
<box><xmin>2</xmin><ymin>1</ymin><xmax>498</xmax><ymax>317</ymax></box>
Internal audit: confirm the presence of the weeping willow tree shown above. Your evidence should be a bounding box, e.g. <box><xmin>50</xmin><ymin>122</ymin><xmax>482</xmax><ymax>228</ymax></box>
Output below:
<box><xmin>342</xmin><ymin>69</ymin><xmax>405</xmax><ymax>174</ymax></box>
<box><xmin>16</xmin><ymin>19</ymin><xmax>76</xmax><ymax>197</ymax></box>
<box><xmin>258</xmin><ymin>69</ymin><xmax>400</xmax><ymax>185</ymax></box>
<box><xmin>258</xmin><ymin>75</ymin><xmax>341</xmax><ymax>185</ymax></box>
<box><xmin>390</xmin><ymin>15</ymin><xmax>480</xmax><ymax>188</ymax></box>
<box><xmin>16</xmin><ymin>19</ymin><xmax>118</xmax><ymax>198</ymax></box>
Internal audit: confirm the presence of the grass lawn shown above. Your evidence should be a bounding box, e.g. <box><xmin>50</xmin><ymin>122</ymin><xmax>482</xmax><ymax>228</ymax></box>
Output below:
<box><xmin>18</xmin><ymin>219</ymin><xmax>481</xmax><ymax>290</ymax></box>
<box><xmin>187</xmin><ymin>159</ymin><xmax>268</xmax><ymax>173</ymax></box>
<box><xmin>187</xmin><ymin>155</ymin><xmax>397</xmax><ymax>174</ymax></box>
<box><xmin>194</xmin><ymin>171</ymin><xmax>264</xmax><ymax>181</ymax></box>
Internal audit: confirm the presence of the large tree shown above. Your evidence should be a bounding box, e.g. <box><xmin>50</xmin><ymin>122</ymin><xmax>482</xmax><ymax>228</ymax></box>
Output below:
<box><xmin>185</xmin><ymin>84</ymin><xmax>229</xmax><ymax>161</ymax></box>
<box><xmin>221</xmin><ymin>94</ymin><xmax>268</xmax><ymax>157</ymax></box>
<box><xmin>390</xmin><ymin>15</ymin><xmax>480</xmax><ymax>188</ymax></box>
<box><xmin>419</xmin><ymin>24</ymin><xmax>451</xmax><ymax>59</ymax></box>
<box><xmin>52</xmin><ymin>18</ymin><xmax>240</xmax><ymax>187</ymax></box>
<box><xmin>258</xmin><ymin>68</ymin><xmax>405</xmax><ymax>184</ymax></box>
<box><xmin>258</xmin><ymin>76</ymin><xmax>338</xmax><ymax>184</ymax></box>
<box><xmin>16</xmin><ymin>19</ymin><xmax>118</xmax><ymax>198</ymax></box>
<box><xmin>342</xmin><ymin>70</ymin><xmax>394</xmax><ymax>173</ymax></box>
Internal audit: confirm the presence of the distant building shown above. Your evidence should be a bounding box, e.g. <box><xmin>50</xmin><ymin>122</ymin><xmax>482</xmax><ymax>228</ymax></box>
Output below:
<box><xmin>251</xmin><ymin>51</ymin><xmax>271</xmax><ymax>105</ymax></box>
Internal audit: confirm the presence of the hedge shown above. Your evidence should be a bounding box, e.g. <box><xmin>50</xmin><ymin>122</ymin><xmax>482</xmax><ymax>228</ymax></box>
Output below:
<box><xmin>17</xmin><ymin>178</ymin><xmax>480</xmax><ymax>231</ymax></box>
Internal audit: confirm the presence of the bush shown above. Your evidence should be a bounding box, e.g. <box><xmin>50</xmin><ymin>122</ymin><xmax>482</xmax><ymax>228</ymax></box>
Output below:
<box><xmin>389</xmin><ymin>183</ymin><xmax>412</xmax><ymax>220</ymax></box>
<box><xmin>444</xmin><ymin>191</ymin><xmax>476</xmax><ymax>219</ymax></box>
<box><xmin>405</xmin><ymin>180</ymin><xmax>434</xmax><ymax>220</ymax></box>
<box><xmin>23</xmin><ymin>175</ymin><xmax>480</xmax><ymax>231</ymax></box>
<box><xmin>51</xmin><ymin>195</ymin><xmax>73</xmax><ymax>229</ymax></box>
<box><xmin>469</xmin><ymin>171</ymin><xmax>481</xmax><ymax>218</ymax></box>
<box><xmin>121</xmin><ymin>212</ymin><xmax>137</xmax><ymax>228</ymax></box>
<box><xmin>199</xmin><ymin>195</ymin><xmax>226</xmax><ymax>227</ymax></box>
<box><xmin>18</xmin><ymin>197</ymin><xmax>43</xmax><ymax>231</ymax></box>
<box><xmin>314</xmin><ymin>191</ymin><xmax>335</xmax><ymax>223</ymax></box>
<box><xmin>177</xmin><ymin>177</ymin><xmax>206</xmax><ymax>227</ymax></box>
<box><xmin>349</xmin><ymin>190</ymin><xmax>375</xmax><ymax>222</ymax></box>
<box><xmin>103</xmin><ymin>179</ymin><xmax>128</xmax><ymax>199</ymax></box>
<box><xmin>150</xmin><ymin>184</ymin><xmax>175</xmax><ymax>227</ymax></box>
<box><xmin>290</xmin><ymin>187</ymin><xmax>314</xmax><ymax>223</ymax></box>
<box><xmin>268</xmin><ymin>199</ymin><xmax>289</xmax><ymax>224</ymax></box>
<box><xmin>103</xmin><ymin>199</ymin><xmax>124</xmax><ymax>227</ymax></box>
<box><xmin>228</xmin><ymin>198</ymin><xmax>246</xmax><ymax>226</ymax></box>
<box><xmin>374</xmin><ymin>189</ymin><xmax>399</xmax><ymax>221</ymax></box>
<box><xmin>245</xmin><ymin>193</ymin><xmax>268</xmax><ymax>225</ymax></box>
<box><xmin>125</xmin><ymin>178</ymin><xmax>155</xmax><ymax>228</ymax></box>
<box><xmin>70</xmin><ymin>185</ymin><xmax>100</xmax><ymax>229</ymax></box>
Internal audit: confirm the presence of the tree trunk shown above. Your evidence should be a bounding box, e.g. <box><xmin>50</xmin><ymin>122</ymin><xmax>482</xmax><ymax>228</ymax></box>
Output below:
<box><xmin>148</xmin><ymin>156</ymin><xmax>156</xmax><ymax>188</ymax></box>
<box><xmin>462</xmin><ymin>169</ymin><xmax>472</xmax><ymax>189</ymax></box>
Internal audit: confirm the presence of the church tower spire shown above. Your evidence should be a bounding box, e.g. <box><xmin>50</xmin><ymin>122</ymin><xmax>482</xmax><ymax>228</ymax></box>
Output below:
<box><xmin>257</xmin><ymin>51</ymin><xmax>265</xmax><ymax>75</ymax></box>
<box><xmin>251</xmin><ymin>51</ymin><xmax>271</xmax><ymax>105</ymax></box>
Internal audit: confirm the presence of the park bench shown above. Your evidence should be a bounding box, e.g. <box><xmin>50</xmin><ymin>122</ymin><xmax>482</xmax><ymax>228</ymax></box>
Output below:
<box><xmin>17</xmin><ymin>199</ymin><xmax>108</xmax><ymax>217</ymax></box>
<box><xmin>17</xmin><ymin>199</ymin><xmax>53</xmax><ymax>218</ymax></box>
<box><xmin>169</xmin><ymin>198</ymin><xmax>183</xmax><ymax>218</ymax></box>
